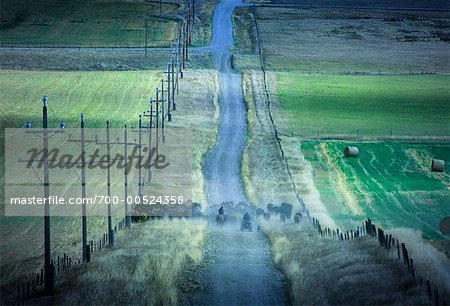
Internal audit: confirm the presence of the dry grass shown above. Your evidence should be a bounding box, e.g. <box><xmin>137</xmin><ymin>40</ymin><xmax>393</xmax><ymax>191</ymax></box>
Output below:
<box><xmin>388</xmin><ymin>227</ymin><xmax>450</xmax><ymax>295</ymax></box>
<box><xmin>234</xmin><ymin>6</ymin><xmax>450</xmax><ymax>73</ymax></box>
<box><xmin>242</xmin><ymin>70</ymin><xmax>337</xmax><ymax>226</ymax></box>
<box><xmin>261</xmin><ymin>220</ymin><xmax>436</xmax><ymax>305</ymax></box>
<box><xmin>31</xmin><ymin>219</ymin><xmax>207</xmax><ymax>305</ymax></box>
<box><xmin>169</xmin><ymin>69</ymin><xmax>220</xmax><ymax>203</ymax></box>
<box><xmin>241</xmin><ymin>70</ymin><xmax>298</xmax><ymax>207</ymax></box>
<box><xmin>0</xmin><ymin>49</ymin><xmax>213</xmax><ymax>71</ymax></box>
<box><xmin>0</xmin><ymin>69</ymin><xmax>219</xmax><ymax>299</ymax></box>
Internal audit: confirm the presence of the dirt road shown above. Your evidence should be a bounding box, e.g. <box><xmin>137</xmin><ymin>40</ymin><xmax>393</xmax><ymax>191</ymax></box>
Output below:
<box><xmin>188</xmin><ymin>225</ymin><xmax>288</xmax><ymax>305</ymax></box>
<box><xmin>195</xmin><ymin>0</ymin><xmax>289</xmax><ymax>305</ymax></box>
<box><xmin>203</xmin><ymin>0</ymin><xmax>249</xmax><ymax>205</ymax></box>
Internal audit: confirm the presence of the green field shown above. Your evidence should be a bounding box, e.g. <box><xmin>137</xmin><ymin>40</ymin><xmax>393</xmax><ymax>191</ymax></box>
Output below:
<box><xmin>301</xmin><ymin>141</ymin><xmax>450</xmax><ymax>239</ymax></box>
<box><xmin>0</xmin><ymin>0</ymin><xmax>180</xmax><ymax>47</ymax></box>
<box><xmin>0</xmin><ymin>70</ymin><xmax>161</xmax><ymax>128</ymax></box>
<box><xmin>275</xmin><ymin>74</ymin><xmax>450</xmax><ymax>137</ymax></box>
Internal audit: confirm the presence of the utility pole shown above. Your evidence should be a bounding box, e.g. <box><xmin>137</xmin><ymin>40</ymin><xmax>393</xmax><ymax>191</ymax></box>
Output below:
<box><xmin>145</xmin><ymin>20</ymin><xmax>148</xmax><ymax>58</ymax></box>
<box><xmin>94</xmin><ymin>121</ymin><xmax>114</xmax><ymax>246</ymax></box>
<box><xmin>26</xmin><ymin>96</ymin><xmax>64</xmax><ymax>293</ymax></box>
<box><xmin>142</xmin><ymin>98</ymin><xmax>154</xmax><ymax>182</ymax></box>
<box><xmin>106</xmin><ymin>121</ymin><xmax>113</xmax><ymax>245</ymax></box>
<box><xmin>165</xmin><ymin>64</ymin><xmax>172</xmax><ymax>122</ymax></box>
<box><xmin>185</xmin><ymin>12</ymin><xmax>189</xmax><ymax>62</ymax></box>
<box><xmin>192</xmin><ymin>0</ymin><xmax>195</xmax><ymax>30</ymax></box>
<box><xmin>171</xmin><ymin>55</ymin><xmax>176</xmax><ymax>110</ymax></box>
<box><xmin>42</xmin><ymin>96</ymin><xmax>55</xmax><ymax>294</ymax></box>
<box><xmin>180</xmin><ymin>20</ymin><xmax>186</xmax><ymax>72</ymax></box>
<box><xmin>123</xmin><ymin>125</ymin><xmax>132</xmax><ymax>229</ymax></box>
<box><xmin>187</xmin><ymin>0</ymin><xmax>192</xmax><ymax>45</ymax></box>
<box><xmin>68</xmin><ymin>113</ymin><xmax>88</xmax><ymax>261</ymax></box>
<box><xmin>138</xmin><ymin>115</ymin><xmax>143</xmax><ymax>199</ymax></box>
<box><xmin>155</xmin><ymin>89</ymin><xmax>160</xmax><ymax>153</ymax></box>
<box><xmin>159</xmin><ymin>80</ymin><xmax>166</xmax><ymax>132</ymax></box>
<box><xmin>80</xmin><ymin>113</ymin><xmax>87</xmax><ymax>262</ymax></box>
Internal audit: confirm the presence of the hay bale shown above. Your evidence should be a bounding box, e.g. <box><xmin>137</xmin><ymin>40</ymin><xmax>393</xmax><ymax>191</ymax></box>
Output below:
<box><xmin>431</xmin><ymin>159</ymin><xmax>445</xmax><ymax>172</ymax></box>
<box><xmin>344</xmin><ymin>146</ymin><xmax>359</xmax><ymax>158</ymax></box>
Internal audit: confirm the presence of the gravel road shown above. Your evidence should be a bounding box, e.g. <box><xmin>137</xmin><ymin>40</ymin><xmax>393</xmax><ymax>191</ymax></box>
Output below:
<box><xmin>203</xmin><ymin>0</ymin><xmax>248</xmax><ymax>205</ymax></box>
<box><xmin>193</xmin><ymin>0</ymin><xmax>289</xmax><ymax>305</ymax></box>
<box><xmin>188</xmin><ymin>225</ymin><xmax>288</xmax><ymax>306</ymax></box>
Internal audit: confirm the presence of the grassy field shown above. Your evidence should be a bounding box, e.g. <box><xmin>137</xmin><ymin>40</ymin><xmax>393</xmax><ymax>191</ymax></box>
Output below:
<box><xmin>241</xmin><ymin>71</ymin><xmax>297</xmax><ymax>206</ymax></box>
<box><xmin>0</xmin><ymin>0</ymin><xmax>180</xmax><ymax>47</ymax></box>
<box><xmin>262</xmin><ymin>220</ymin><xmax>450</xmax><ymax>304</ymax></box>
<box><xmin>267</xmin><ymin>72</ymin><xmax>450</xmax><ymax>242</ymax></box>
<box><xmin>301</xmin><ymin>141</ymin><xmax>450</xmax><ymax>240</ymax></box>
<box><xmin>256</xmin><ymin>0</ymin><xmax>450</xmax><ymax>8</ymax></box>
<box><xmin>274</xmin><ymin>74</ymin><xmax>450</xmax><ymax>137</ymax></box>
<box><xmin>0</xmin><ymin>70</ymin><xmax>161</xmax><ymax>128</ymax></box>
<box><xmin>0</xmin><ymin>69</ymin><xmax>219</xmax><ymax>294</ymax></box>
<box><xmin>233</xmin><ymin>6</ymin><xmax>450</xmax><ymax>73</ymax></box>
<box><xmin>1</xmin><ymin>219</ymin><xmax>207</xmax><ymax>305</ymax></box>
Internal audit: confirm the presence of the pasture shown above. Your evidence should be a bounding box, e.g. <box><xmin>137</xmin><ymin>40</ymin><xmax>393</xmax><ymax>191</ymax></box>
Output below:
<box><xmin>0</xmin><ymin>0</ymin><xmax>180</xmax><ymax>47</ymax></box>
<box><xmin>0</xmin><ymin>69</ymin><xmax>219</xmax><ymax>293</ymax></box>
<box><xmin>301</xmin><ymin>141</ymin><xmax>450</xmax><ymax>240</ymax></box>
<box><xmin>274</xmin><ymin>74</ymin><xmax>450</xmax><ymax>137</ymax></box>
<box><xmin>0</xmin><ymin>70</ymin><xmax>161</xmax><ymax>128</ymax></box>
<box><xmin>233</xmin><ymin>6</ymin><xmax>450</xmax><ymax>73</ymax></box>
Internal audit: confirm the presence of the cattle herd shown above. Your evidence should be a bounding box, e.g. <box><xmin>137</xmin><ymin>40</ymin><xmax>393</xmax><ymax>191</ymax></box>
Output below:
<box><xmin>191</xmin><ymin>201</ymin><xmax>303</xmax><ymax>224</ymax></box>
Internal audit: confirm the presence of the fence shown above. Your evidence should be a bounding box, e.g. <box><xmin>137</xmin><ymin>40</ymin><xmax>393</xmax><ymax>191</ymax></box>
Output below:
<box><xmin>8</xmin><ymin>218</ymin><xmax>127</xmax><ymax>305</ymax></box>
<box><xmin>309</xmin><ymin>214</ymin><xmax>447</xmax><ymax>305</ymax></box>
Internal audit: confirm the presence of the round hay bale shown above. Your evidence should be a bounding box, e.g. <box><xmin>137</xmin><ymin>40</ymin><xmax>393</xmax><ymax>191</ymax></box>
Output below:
<box><xmin>344</xmin><ymin>146</ymin><xmax>359</xmax><ymax>158</ymax></box>
<box><xmin>439</xmin><ymin>216</ymin><xmax>450</xmax><ymax>235</ymax></box>
<box><xmin>431</xmin><ymin>159</ymin><xmax>445</xmax><ymax>172</ymax></box>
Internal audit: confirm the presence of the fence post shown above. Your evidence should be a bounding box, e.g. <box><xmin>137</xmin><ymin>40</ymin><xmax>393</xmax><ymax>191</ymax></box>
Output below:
<box><xmin>426</xmin><ymin>280</ymin><xmax>432</xmax><ymax>300</ymax></box>
<box><xmin>410</xmin><ymin>258</ymin><xmax>416</xmax><ymax>282</ymax></box>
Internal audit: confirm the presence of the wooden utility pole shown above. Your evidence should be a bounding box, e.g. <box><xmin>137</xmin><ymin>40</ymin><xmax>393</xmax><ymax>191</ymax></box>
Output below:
<box><xmin>138</xmin><ymin>115</ymin><xmax>143</xmax><ymax>199</ymax></box>
<box><xmin>155</xmin><ymin>89</ymin><xmax>160</xmax><ymax>152</ymax></box>
<box><xmin>142</xmin><ymin>98</ymin><xmax>155</xmax><ymax>182</ymax></box>
<box><xmin>67</xmin><ymin>113</ymin><xmax>89</xmax><ymax>260</ymax></box>
<box><xmin>106</xmin><ymin>121</ymin><xmax>112</xmax><ymax>245</ymax></box>
<box><xmin>192</xmin><ymin>0</ymin><xmax>195</xmax><ymax>30</ymax></box>
<box><xmin>42</xmin><ymin>97</ymin><xmax>55</xmax><ymax>294</ymax></box>
<box><xmin>171</xmin><ymin>55</ymin><xmax>176</xmax><ymax>110</ymax></box>
<box><xmin>165</xmin><ymin>64</ymin><xmax>172</xmax><ymax>121</ymax></box>
<box><xmin>145</xmin><ymin>20</ymin><xmax>148</xmax><ymax>58</ymax></box>
<box><xmin>80</xmin><ymin>114</ymin><xmax>87</xmax><ymax>261</ymax></box>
